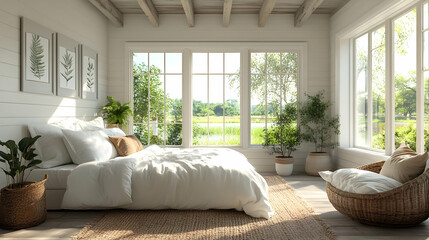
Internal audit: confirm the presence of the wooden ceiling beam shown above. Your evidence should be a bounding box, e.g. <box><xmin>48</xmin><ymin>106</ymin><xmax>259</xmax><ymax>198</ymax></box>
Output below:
<box><xmin>258</xmin><ymin>0</ymin><xmax>276</xmax><ymax>27</ymax></box>
<box><xmin>136</xmin><ymin>0</ymin><xmax>159</xmax><ymax>27</ymax></box>
<box><xmin>181</xmin><ymin>0</ymin><xmax>195</xmax><ymax>27</ymax></box>
<box><xmin>294</xmin><ymin>0</ymin><xmax>325</xmax><ymax>27</ymax></box>
<box><xmin>223</xmin><ymin>0</ymin><xmax>233</xmax><ymax>27</ymax></box>
<box><xmin>88</xmin><ymin>0</ymin><xmax>123</xmax><ymax>27</ymax></box>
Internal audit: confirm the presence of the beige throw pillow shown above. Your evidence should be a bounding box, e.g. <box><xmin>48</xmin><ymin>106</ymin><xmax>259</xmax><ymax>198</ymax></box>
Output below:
<box><xmin>379</xmin><ymin>143</ymin><xmax>428</xmax><ymax>183</ymax></box>
<box><xmin>109</xmin><ymin>135</ymin><xmax>144</xmax><ymax>156</ymax></box>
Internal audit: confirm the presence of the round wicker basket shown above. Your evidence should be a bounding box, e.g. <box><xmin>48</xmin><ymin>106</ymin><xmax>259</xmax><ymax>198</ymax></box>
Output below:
<box><xmin>326</xmin><ymin>162</ymin><xmax>429</xmax><ymax>227</ymax></box>
<box><xmin>0</xmin><ymin>175</ymin><xmax>48</xmax><ymax>230</ymax></box>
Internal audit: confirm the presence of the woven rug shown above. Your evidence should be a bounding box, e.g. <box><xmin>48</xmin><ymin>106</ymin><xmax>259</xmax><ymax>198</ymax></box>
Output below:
<box><xmin>74</xmin><ymin>176</ymin><xmax>335</xmax><ymax>240</ymax></box>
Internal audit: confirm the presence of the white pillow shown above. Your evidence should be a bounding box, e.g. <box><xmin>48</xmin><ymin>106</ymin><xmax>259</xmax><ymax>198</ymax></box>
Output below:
<box><xmin>77</xmin><ymin>117</ymin><xmax>105</xmax><ymax>130</ymax></box>
<box><xmin>85</xmin><ymin>126</ymin><xmax>126</xmax><ymax>137</ymax></box>
<box><xmin>28</xmin><ymin>124</ymin><xmax>73</xmax><ymax>168</ymax></box>
<box><xmin>319</xmin><ymin>168</ymin><xmax>402</xmax><ymax>194</ymax></box>
<box><xmin>62</xmin><ymin>129</ymin><xmax>117</xmax><ymax>165</ymax></box>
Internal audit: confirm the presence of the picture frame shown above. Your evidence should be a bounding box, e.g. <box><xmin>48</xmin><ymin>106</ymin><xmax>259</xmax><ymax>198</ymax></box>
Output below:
<box><xmin>20</xmin><ymin>17</ymin><xmax>55</xmax><ymax>95</ymax></box>
<box><xmin>80</xmin><ymin>45</ymin><xmax>98</xmax><ymax>100</ymax></box>
<box><xmin>56</xmin><ymin>33</ymin><xmax>79</xmax><ymax>98</ymax></box>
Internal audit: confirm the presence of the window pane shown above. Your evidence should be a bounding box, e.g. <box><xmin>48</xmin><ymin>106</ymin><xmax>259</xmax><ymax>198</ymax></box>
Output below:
<box><xmin>149</xmin><ymin>122</ymin><xmax>164</xmax><ymax>145</ymax></box>
<box><xmin>150</xmin><ymin>75</ymin><xmax>164</xmax><ymax>124</ymax></box>
<box><xmin>208</xmin><ymin>75</ymin><xmax>224</xmax><ymax>145</ymax></box>
<box><xmin>267</xmin><ymin>53</ymin><xmax>281</xmax><ymax>74</ymax></box>
<box><xmin>281</xmin><ymin>52</ymin><xmax>298</xmax><ymax>74</ymax></box>
<box><xmin>133</xmin><ymin>53</ymin><xmax>148</xmax><ymax>72</ymax></box>
<box><xmin>133</xmin><ymin>73</ymin><xmax>149</xmax><ymax>124</ymax></box>
<box><xmin>149</xmin><ymin>53</ymin><xmax>164</xmax><ymax>73</ymax></box>
<box><xmin>134</xmin><ymin>124</ymin><xmax>148</xmax><ymax>145</ymax></box>
<box><xmin>165</xmin><ymin>53</ymin><xmax>182</xmax><ymax>73</ymax></box>
<box><xmin>225</xmin><ymin>75</ymin><xmax>240</xmax><ymax>145</ymax></box>
<box><xmin>251</xmin><ymin>74</ymin><xmax>266</xmax><ymax>145</ymax></box>
<box><xmin>209</xmin><ymin>53</ymin><xmax>223</xmax><ymax>74</ymax></box>
<box><xmin>192</xmin><ymin>53</ymin><xmax>207</xmax><ymax>73</ymax></box>
<box><xmin>251</xmin><ymin>53</ymin><xmax>265</xmax><ymax>74</ymax></box>
<box><xmin>372</xmin><ymin>26</ymin><xmax>385</xmax><ymax>48</ymax></box>
<box><xmin>166</xmin><ymin>124</ymin><xmax>182</xmax><ymax>145</ymax></box>
<box><xmin>372</xmin><ymin>46</ymin><xmax>386</xmax><ymax>150</ymax></box>
<box><xmin>394</xmin><ymin>9</ymin><xmax>417</xmax><ymax>151</ymax></box>
<box><xmin>193</xmin><ymin>75</ymin><xmax>208</xmax><ymax>145</ymax></box>
<box><xmin>267</xmin><ymin>75</ymin><xmax>282</xmax><ymax>116</ymax></box>
<box><xmin>225</xmin><ymin>53</ymin><xmax>240</xmax><ymax>74</ymax></box>
<box><xmin>355</xmin><ymin>33</ymin><xmax>369</xmax><ymax>147</ymax></box>
<box><xmin>283</xmin><ymin>78</ymin><xmax>297</xmax><ymax>105</ymax></box>
<box><xmin>165</xmin><ymin>75</ymin><xmax>182</xmax><ymax>123</ymax></box>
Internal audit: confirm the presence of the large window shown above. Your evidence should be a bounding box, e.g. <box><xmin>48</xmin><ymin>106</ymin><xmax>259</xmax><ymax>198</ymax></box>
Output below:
<box><xmin>133</xmin><ymin>52</ymin><xmax>183</xmax><ymax>145</ymax></box>
<box><xmin>129</xmin><ymin>44</ymin><xmax>306</xmax><ymax>147</ymax></box>
<box><xmin>250</xmin><ymin>52</ymin><xmax>299</xmax><ymax>144</ymax></box>
<box><xmin>192</xmin><ymin>53</ymin><xmax>240</xmax><ymax>146</ymax></box>
<box><xmin>354</xmin><ymin>3</ymin><xmax>429</xmax><ymax>153</ymax></box>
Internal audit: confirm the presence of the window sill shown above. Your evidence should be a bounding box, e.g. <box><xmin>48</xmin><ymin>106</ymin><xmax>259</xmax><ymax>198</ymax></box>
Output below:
<box><xmin>337</xmin><ymin>147</ymin><xmax>390</xmax><ymax>168</ymax></box>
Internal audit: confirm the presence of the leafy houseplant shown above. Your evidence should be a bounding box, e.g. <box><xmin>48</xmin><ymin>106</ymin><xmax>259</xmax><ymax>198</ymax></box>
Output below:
<box><xmin>0</xmin><ymin>135</ymin><xmax>48</xmax><ymax>229</ymax></box>
<box><xmin>300</xmin><ymin>91</ymin><xmax>340</xmax><ymax>176</ymax></box>
<box><xmin>101</xmin><ymin>96</ymin><xmax>133</xmax><ymax>128</ymax></box>
<box><xmin>0</xmin><ymin>136</ymin><xmax>42</xmax><ymax>188</ymax></box>
<box><xmin>263</xmin><ymin>103</ymin><xmax>301</xmax><ymax>176</ymax></box>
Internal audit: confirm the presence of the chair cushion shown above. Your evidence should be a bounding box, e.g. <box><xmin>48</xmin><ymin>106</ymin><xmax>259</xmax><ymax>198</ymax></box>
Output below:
<box><xmin>380</xmin><ymin>143</ymin><xmax>428</xmax><ymax>183</ymax></box>
<box><xmin>319</xmin><ymin>168</ymin><xmax>402</xmax><ymax>194</ymax></box>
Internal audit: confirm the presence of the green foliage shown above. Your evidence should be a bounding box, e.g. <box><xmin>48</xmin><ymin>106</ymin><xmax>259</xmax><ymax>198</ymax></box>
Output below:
<box><xmin>29</xmin><ymin>34</ymin><xmax>45</xmax><ymax>80</ymax></box>
<box><xmin>372</xmin><ymin>124</ymin><xmax>429</xmax><ymax>151</ymax></box>
<box><xmin>0</xmin><ymin>136</ymin><xmax>42</xmax><ymax>188</ymax></box>
<box><xmin>61</xmin><ymin>50</ymin><xmax>74</xmax><ymax>84</ymax></box>
<box><xmin>395</xmin><ymin>73</ymin><xmax>416</xmax><ymax>119</ymax></box>
<box><xmin>101</xmin><ymin>96</ymin><xmax>133</xmax><ymax>125</ymax></box>
<box><xmin>262</xmin><ymin>103</ymin><xmax>301</xmax><ymax>157</ymax></box>
<box><xmin>300</xmin><ymin>91</ymin><xmax>340</xmax><ymax>152</ymax></box>
<box><xmin>86</xmin><ymin>58</ymin><xmax>95</xmax><ymax>89</ymax></box>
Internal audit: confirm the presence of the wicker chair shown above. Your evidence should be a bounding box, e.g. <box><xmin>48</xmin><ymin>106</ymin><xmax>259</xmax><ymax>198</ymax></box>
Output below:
<box><xmin>326</xmin><ymin>161</ymin><xmax>429</xmax><ymax>227</ymax></box>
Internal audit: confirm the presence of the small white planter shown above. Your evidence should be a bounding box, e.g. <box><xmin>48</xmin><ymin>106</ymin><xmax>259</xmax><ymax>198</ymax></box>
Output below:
<box><xmin>305</xmin><ymin>152</ymin><xmax>332</xmax><ymax>176</ymax></box>
<box><xmin>275</xmin><ymin>157</ymin><xmax>294</xmax><ymax>176</ymax></box>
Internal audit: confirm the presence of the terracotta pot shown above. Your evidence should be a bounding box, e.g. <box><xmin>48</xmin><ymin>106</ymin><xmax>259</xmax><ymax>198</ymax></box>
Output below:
<box><xmin>0</xmin><ymin>175</ymin><xmax>48</xmax><ymax>230</ymax></box>
<box><xmin>275</xmin><ymin>156</ymin><xmax>294</xmax><ymax>176</ymax></box>
<box><xmin>305</xmin><ymin>152</ymin><xmax>332</xmax><ymax>176</ymax></box>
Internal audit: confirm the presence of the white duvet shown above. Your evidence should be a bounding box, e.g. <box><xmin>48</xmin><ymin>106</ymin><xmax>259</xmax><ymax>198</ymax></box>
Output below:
<box><xmin>62</xmin><ymin>146</ymin><xmax>274</xmax><ymax>219</ymax></box>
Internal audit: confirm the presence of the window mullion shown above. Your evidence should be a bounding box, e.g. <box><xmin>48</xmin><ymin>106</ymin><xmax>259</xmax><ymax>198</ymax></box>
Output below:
<box><xmin>417</xmin><ymin>3</ymin><xmax>424</xmax><ymax>153</ymax></box>
<box><xmin>368</xmin><ymin>32</ymin><xmax>374</xmax><ymax>148</ymax></box>
<box><xmin>182</xmin><ymin>49</ymin><xmax>192</xmax><ymax>148</ymax></box>
<box><xmin>385</xmin><ymin>19</ymin><xmax>395</xmax><ymax>156</ymax></box>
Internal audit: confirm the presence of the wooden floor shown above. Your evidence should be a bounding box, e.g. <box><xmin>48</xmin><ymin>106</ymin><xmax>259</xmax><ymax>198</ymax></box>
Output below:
<box><xmin>0</xmin><ymin>175</ymin><xmax>428</xmax><ymax>239</ymax></box>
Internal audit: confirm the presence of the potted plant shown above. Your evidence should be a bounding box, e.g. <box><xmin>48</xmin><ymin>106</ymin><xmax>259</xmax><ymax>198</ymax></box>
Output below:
<box><xmin>263</xmin><ymin>103</ymin><xmax>301</xmax><ymax>176</ymax></box>
<box><xmin>0</xmin><ymin>135</ymin><xmax>48</xmax><ymax>229</ymax></box>
<box><xmin>300</xmin><ymin>91</ymin><xmax>340</xmax><ymax>176</ymax></box>
<box><xmin>100</xmin><ymin>96</ymin><xmax>133</xmax><ymax>130</ymax></box>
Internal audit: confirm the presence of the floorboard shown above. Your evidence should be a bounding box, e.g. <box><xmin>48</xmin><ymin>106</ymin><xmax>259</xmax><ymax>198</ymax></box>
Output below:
<box><xmin>0</xmin><ymin>175</ymin><xmax>428</xmax><ymax>239</ymax></box>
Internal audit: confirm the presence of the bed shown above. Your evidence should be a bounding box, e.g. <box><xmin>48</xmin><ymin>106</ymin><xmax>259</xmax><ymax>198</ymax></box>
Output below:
<box><xmin>26</xmin><ymin>119</ymin><xmax>274</xmax><ymax>219</ymax></box>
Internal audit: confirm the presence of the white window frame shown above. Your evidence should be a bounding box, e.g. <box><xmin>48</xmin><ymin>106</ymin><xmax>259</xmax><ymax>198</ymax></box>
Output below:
<box><xmin>124</xmin><ymin>42</ymin><xmax>308</xmax><ymax>149</ymax></box>
<box><xmin>351</xmin><ymin>2</ymin><xmax>426</xmax><ymax>154</ymax></box>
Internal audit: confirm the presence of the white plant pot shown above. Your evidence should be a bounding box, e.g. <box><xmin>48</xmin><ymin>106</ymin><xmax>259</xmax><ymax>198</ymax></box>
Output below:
<box><xmin>305</xmin><ymin>152</ymin><xmax>332</xmax><ymax>176</ymax></box>
<box><xmin>275</xmin><ymin>157</ymin><xmax>294</xmax><ymax>176</ymax></box>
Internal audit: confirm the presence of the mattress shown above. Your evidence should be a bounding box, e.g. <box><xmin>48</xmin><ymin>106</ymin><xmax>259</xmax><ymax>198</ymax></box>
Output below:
<box><xmin>27</xmin><ymin>164</ymin><xmax>77</xmax><ymax>190</ymax></box>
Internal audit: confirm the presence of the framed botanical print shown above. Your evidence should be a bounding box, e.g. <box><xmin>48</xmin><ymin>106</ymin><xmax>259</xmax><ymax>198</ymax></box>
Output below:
<box><xmin>20</xmin><ymin>17</ymin><xmax>55</xmax><ymax>95</ymax></box>
<box><xmin>56</xmin><ymin>33</ymin><xmax>79</xmax><ymax>97</ymax></box>
<box><xmin>80</xmin><ymin>45</ymin><xmax>98</xmax><ymax>100</ymax></box>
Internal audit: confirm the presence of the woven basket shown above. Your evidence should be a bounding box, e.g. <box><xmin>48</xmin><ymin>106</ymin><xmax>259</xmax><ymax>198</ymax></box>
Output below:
<box><xmin>326</xmin><ymin>162</ymin><xmax>429</xmax><ymax>227</ymax></box>
<box><xmin>0</xmin><ymin>175</ymin><xmax>48</xmax><ymax>230</ymax></box>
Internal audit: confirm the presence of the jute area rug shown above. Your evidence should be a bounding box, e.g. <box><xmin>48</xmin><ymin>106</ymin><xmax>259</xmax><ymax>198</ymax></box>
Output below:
<box><xmin>74</xmin><ymin>176</ymin><xmax>335</xmax><ymax>240</ymax></box>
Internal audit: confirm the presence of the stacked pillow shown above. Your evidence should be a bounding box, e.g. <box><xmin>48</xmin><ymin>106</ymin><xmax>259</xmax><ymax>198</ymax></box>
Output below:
<box><xmin>28</xmin><ymin>117</ymin><xmax>130</xmax><ymax>167</ymax></box>
<box><xmin>320</xmin><ymin>143</ymin><xmax>428</xmax><ymax>194</ymax></box>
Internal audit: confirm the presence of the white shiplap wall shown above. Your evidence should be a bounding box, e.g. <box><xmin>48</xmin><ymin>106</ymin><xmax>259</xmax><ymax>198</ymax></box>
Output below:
<box><xmin>0</xmin><ymin>0</ymin><xmax>109</xmax><ymax>187</ymax></box>
<box><xmin>107</xmin><ymin>14</ymin><xmax>331</xmax><ymax>172</ymax></box>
